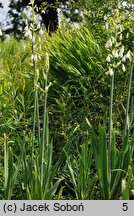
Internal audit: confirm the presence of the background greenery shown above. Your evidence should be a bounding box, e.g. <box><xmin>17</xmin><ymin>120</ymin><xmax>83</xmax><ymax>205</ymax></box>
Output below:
<box><xmin>0</xmin><ymin>0</ymin><xmax>133</xmax><ymax>199</ymax></box>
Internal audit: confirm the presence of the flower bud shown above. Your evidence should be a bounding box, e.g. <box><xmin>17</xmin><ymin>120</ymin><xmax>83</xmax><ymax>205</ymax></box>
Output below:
<box><xmin>45</xmin><ymin>52</ymin><xmax>50</xmax><ymax>74</ymax></box>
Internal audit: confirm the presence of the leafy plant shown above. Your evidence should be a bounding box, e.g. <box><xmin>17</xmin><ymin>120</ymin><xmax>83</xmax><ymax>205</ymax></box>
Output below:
<box><xmin>91</xmin><ymin>8</ymin><xmax>134</xmax><ymax>200</ymax></box>
<box><xmin>66</xmin><ymin>136</ymin><xmax>97</xmax><ymax>199</ymax></box>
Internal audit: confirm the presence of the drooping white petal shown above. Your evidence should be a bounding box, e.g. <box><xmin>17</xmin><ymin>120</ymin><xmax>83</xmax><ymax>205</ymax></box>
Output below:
<box><xmin>122</xmin><ymin>55</ymin><xmax>126</xmax><ymax>62</ymax></box>
<box><xmin>126</xmin><ymin>50</ymin><xmax>132</xmax><ymax>61</ymax></box>
<box><xmin>109</xmin><ymin>68</ymin><xmax>114</xmax><ymax>76</ymax></box>
<box><xmin>105</xmin><ymin>68</ymin><xmax>114</xmax><ymax>76</ymax></box>
<box><xmin>112</xmin><ymin>49</ymin><xmax>119</xmax><ymax>58</ymax></box>
<box><xmin>119</xmin><ymin>45</ymin><xmax>124</xmax><ymax>58</ymax></box>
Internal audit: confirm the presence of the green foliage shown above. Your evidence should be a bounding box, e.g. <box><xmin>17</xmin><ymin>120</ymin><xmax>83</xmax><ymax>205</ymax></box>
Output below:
<box><xmin>92</xmin><ymin>126</ymin><xmax>110</xmax><ymax>199</ymax></box>
<box><xmin>4</xmin><ymin>134</ymin><xmax>17</xmax><ymax>199</ymax></box>
<box><xmin>92</xmin><ymin>126</ymin><xmax>134</xmax><ymax>199</ymax></box>
<box><xmin>0</xmin><ymin>1</ymin><xmax>133</xmax><ymax>200</ymax></box>
<box><xmin>66</xmin><ymin>138</ymin><xmax>97</xmax><ymax>199</ymax></box>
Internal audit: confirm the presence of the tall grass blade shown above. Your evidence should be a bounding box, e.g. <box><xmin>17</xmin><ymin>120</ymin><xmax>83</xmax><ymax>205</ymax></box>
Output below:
<box><xmin>4</xmin><ymin>146</ymin><xmax>14</xmax><ymax>199</ymax></box>
<box><xmin>66</xmin><ymin>140</ymin><xmax>97</xmax><ymax>199</ymax></box>
<box><xmin>92</xmin><ymin>126</ymin><xmax>110</xmax><ymax>199</ymax></box>
<box><xmin>122</xmin><ymin>168</ymin><xmax>133</xmax><ymax>200</ymax></box>
<box><xmin>44</xmin><ymin>178</ymin><xmax>63</xmax><ymax>200</ymax></box>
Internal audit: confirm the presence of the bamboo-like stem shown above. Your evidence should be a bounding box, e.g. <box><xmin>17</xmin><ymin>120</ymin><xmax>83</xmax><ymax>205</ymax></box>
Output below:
<box><xmin>36</xmin><ymin>92</ymin><xmax>41</xmax><ymax>150</ymax></box>
<box><xmin>4</xmin><ymin>133</ymin><xmax>8</xmax><ymax>189</ymax></box>
<box><xmin>108</xmin><ymin>72</ymin><xmax>114</xmax><ymax>184</ymax></box>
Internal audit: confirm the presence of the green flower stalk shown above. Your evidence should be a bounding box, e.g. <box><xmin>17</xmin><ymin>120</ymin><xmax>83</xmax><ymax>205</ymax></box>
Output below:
<box><xmin>91</xmin><ymin>8</ymin><xmax>134</xmax><ymax>199</ymax></box>
<box><xmin>124</xmin><ymin>47</ymin><xmax>134</xmax><ymax>136</ymax></box>
<box><xmin>108</xmin><ymin>70</ymin><xmax>114</xmax><ymax>182</ymax></box>
<box><xmin>23</xmin><ymin>0</ymin><xmax>42</xmax><ymax>192</ymax></box>
<box><xmin>40</xmin><ymin>52</ymin><xmax>49</xmax><ymax>185</ymax></box>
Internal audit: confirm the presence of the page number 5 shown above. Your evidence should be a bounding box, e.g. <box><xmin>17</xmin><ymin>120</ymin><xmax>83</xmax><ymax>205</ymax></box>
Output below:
<box><xmin>122</xmin><ymin>203</ymin><xmax>128</xmax><ymax>211</ymax></box>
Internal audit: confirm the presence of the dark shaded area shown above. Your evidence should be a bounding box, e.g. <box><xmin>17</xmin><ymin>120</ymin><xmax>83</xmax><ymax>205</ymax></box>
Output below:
<box><xmin>0</xmin><ymin>2</ymin><xmax>3</xmax><ymax>8</ymax></box>
<box><xmin>34</xmin><ymin>0</ymin><xmax>79</xmax><ymax>34</ymax></box>
<box><xmin>34</xmin><ymin>0</ymin><xmax>59</xmax><ymax>34</ymax></box>
<box><xmin>41</xmin><ymin>7</ymin><xmax>59</xmax><ymax>33</ymax></box>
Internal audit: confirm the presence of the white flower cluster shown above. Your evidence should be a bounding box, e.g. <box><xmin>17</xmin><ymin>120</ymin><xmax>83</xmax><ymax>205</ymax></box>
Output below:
<box><xmin>31</xmin><ymin>54</ymin><xmax>41</xmax><ymax>62</ymax></box>
<box><xmin>105</xmin><ymin>41</ymin><xmax>133</xmax><ymax>75</ymax></box>
<box><xmin>105</xmin><ymin>9</ymin><xmax>133</xmax><ymax>76</ymax></box>
<box><xmin>23</xmin><ymin>5</ymin><xmax>44</xmax><ymax>41</ymax></box>
<box><xmin>106</xmin><ymin>45</ymin><xmax>125</xmax><ymax>60</ymax></box>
